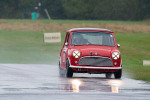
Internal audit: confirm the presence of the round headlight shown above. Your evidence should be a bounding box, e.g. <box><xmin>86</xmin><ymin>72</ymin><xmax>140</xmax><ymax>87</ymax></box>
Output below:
<box><xmin>73</xmin><ymin>51</ymin><xmax>80</xmax><ymax>59</ymax></box>
<box><xmin>112</xmin><ymin>52</ymin><xmax>120</xmax><ymax>60</ymax></box>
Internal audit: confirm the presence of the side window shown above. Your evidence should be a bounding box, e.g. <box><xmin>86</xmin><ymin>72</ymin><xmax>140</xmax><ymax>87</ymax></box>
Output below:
<box><xmin>67</xmin><ymin>33</ymin><xmax>70</xmax><ymax>43</ymax></box>
<box><xmin>64</xmin><ymin>32</ymin><xmax>70</xmax><ymax>47</ymax></box>
<box><xmin>64</xmin><ymin>33</ymin><xmax>68</xmax><ymax>43</ymax></box>
<box><xmin>65</xmin><ymin>32</ymin><xmax>70</xmax><ymax>43</ymax></box>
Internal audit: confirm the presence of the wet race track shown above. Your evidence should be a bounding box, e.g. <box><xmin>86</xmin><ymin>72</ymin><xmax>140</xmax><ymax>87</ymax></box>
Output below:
<box><xmin>0</xmin><ymin>64</ymin><xmax>150</xmax><ymax>100</ymax></box>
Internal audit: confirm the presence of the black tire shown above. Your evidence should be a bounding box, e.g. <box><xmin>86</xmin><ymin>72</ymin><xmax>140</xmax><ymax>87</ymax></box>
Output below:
<box><xmin>105</xmin><ymin>73</ymin><xmax>112</xmax><ymax>79</ymax></box>
<box><xmin>66</xmin><ymin>59</ymin><xmax>73</xmax><ymax>78</ymax></box>
<box><xmin>114</xmin><ymin>69</ymin><xmax>122</xmax><ymax>79</ymax></box>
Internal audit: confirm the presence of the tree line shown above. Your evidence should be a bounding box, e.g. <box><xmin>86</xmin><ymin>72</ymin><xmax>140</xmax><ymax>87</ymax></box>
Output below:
<box><xmin>0</xmin><ymin>0</ymin><xmax>150</xmax><ymax>20</ymax></box>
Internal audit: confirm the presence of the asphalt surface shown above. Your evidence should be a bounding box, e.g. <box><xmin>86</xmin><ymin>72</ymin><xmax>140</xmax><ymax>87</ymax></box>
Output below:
<box><xmin>0</xmin><ymin>64</ymin><xmax>150</xmax><ymax>100</ymax></box>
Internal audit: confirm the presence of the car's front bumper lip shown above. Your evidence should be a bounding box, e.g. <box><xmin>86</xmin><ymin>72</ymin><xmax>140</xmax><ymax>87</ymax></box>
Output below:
<box><xmin>70</xmin><ymin>66</ymin><xmax>122</xmax><ymax>69</ymax></box>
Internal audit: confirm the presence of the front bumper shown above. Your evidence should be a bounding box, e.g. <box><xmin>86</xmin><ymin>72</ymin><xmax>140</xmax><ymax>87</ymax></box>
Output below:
<box><xmin>70</xmin><ymin>66</ymin><xmax>122</xmax><ymax>69</ymax></box>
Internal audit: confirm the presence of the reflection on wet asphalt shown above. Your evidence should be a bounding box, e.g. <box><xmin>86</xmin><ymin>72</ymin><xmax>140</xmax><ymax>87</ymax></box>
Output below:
<box><xmin>0</xmin><ymin>64</ymin><xmax>150</xmax><ymax>100</ymax></box>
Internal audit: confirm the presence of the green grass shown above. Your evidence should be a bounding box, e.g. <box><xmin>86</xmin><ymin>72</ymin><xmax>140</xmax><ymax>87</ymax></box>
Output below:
<box><xmin>116</xmin><ymin>33</ymin><xmax>150</xmax><ymax>81</ymax></box>
<box><xmin>0</xmin><ymin>30</ymin><xmax>65</xmax><ymax>64</ymax></box>
<box><xmin>2</xmin><ymin>19</ymin><xmax>150</xmax><ymax>25</ymax></box>
<box><xmin>0</xmin><ymin>19</ymin><xmax>150</xmax><ymax>81</ymax></box>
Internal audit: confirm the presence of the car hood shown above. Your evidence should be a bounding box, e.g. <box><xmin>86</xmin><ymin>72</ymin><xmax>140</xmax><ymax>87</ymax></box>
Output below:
<box><xmin>70</xmin><ymin>45</ymin><xmax>116</xmax><ymax>57</ymax></box>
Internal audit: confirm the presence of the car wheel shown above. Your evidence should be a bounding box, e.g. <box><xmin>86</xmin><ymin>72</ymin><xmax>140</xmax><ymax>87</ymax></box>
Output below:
<box><xmin>105</xmin><ymin>73</ymin><xmax>112</xmax><ymax>79</ymax></box>
<box><xmin>66</xmin><ymin>59</ymin><xmax>73</xmax><ymax>78</ymax></box>
<box><xmin>59</xmin><ymin>61</ymin><xmax>65</xmax><ymax>77</ymax></box>
<box><xmin>114</xmin><ymin>69</ymin><xmax>122</xmax><ymax>79</ymax></box>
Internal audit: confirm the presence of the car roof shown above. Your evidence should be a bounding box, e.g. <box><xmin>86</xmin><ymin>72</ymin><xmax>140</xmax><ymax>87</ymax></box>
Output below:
<box><xmin>68</xmin><ymin>28</ymin><xmax>112</xmax><ymax>32</ymax></box>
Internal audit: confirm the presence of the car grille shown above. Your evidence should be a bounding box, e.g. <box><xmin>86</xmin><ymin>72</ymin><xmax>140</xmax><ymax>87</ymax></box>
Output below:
<box><xmin>78</xmin><ymin>57</ymin><xmax>113</xmax><ymax>66</ymax></box>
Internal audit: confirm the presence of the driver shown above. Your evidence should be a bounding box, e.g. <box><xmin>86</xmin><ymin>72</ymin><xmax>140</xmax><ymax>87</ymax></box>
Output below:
<box><xmin>72</xmin><ymin>34</ymin><xmax>83</xmax><ymax>45</ymax></box>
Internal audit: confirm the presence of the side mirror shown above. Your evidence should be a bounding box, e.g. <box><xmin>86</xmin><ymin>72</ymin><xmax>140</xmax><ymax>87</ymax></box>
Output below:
<box><xmin>117</xmin><ymin>44</ymin><xmax>120</xmax><ymax>48</ymax></box>
<box><xmin>65</xmin><ymin>42</ymin><xmax>68</xmax><ymax>46</ymax></box>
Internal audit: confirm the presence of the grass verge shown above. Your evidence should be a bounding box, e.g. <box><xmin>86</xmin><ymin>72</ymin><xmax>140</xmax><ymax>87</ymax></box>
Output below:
<box><xmin>0</xmin><ymin>30</ymin><xmax>65</xmax><ymax>64</ymax></box>
<box><xmin>116</xmin><ymin>33</ymin><xmax>150</xmax><ymax>81</ymax></box>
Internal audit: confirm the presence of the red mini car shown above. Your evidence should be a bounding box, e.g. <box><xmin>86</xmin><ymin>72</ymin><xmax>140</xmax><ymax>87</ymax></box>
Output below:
<box><xmin>59</xmin><ymin>28</ymin><xmax>122</xmax><ymax>79</ymax></box>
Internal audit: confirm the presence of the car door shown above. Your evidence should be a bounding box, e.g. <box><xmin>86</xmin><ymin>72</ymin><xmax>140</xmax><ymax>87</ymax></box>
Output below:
<box><xmin>61</xmin><ymin>32</ymin><xmax>70</xmax><ymax>69</ymax></box>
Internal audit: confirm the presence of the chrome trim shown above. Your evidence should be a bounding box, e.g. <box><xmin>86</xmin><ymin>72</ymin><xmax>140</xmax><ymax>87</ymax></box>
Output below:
<box><xmin>79</xmin><ymin>56</ymin><xmax>113</xmax><ymax>66</ymax></box>
<box><xmin>80</xmin><ymin>56</ymin><xmax>111</xmax><ymax>58</ymax></box>
<box><xmin>79</xmin><ymin>56</ymin><xmax>112</xmax><ymax>62</ymax></box>
<box><xmin>70</xmin><ymin>66</ymin><xmax>122</xmax><ymax>69</ymax></box>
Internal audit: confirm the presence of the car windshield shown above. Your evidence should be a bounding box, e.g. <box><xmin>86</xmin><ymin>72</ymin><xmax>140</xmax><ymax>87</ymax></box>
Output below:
<box><xmin>71</xmin><ymin>32</ymin><xmax>115</xmax><ymax>46</ymax></box>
